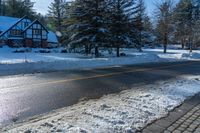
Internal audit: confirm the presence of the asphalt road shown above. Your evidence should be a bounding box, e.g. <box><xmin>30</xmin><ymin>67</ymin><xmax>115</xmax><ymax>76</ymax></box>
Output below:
<box><xmin>0</xmin><ymin>61</ymin><xmax>200</xmax><ymax>128</ymax></box>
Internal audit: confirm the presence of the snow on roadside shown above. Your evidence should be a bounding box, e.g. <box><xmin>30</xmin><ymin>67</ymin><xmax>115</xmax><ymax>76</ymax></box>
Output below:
<box><xmin>0</xmin><ymin>46</ymin><xmax>200</xmax><ymax>76</ymax></box>
<box><xmin>182</xmin><ymin>52</ymin><xmax>200</xmax><ymax>59</ymax></box>
<box><xmin>3</xmin><ymin>75</ymin><xmax>200</xmax><ymax>133</ymax></box>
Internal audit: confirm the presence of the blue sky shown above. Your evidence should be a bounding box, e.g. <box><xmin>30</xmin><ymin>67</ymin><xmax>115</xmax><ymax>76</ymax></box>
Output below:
<box><xmin>33</xmin><ymin>0</ymin><xmax>177</xmax><ymax>16</ymax></box>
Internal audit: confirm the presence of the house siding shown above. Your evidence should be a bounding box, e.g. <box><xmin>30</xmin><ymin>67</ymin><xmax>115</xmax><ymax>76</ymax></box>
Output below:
<box><xmin>0</xmin><ymin>16</ymin><xmax>58</xmax><ymax>48</ymax></box>
<box><xmin>24</xmin><ymin>39</ymin><xmax>33</xmax><ymax>47</ymax></box>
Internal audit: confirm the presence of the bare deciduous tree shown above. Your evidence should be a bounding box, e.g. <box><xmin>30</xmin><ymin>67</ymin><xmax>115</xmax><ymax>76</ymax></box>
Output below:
<box><xmin>155</xmin><ymin>0</ymin><xmax>174</xmax><ymax>53</ymax></box>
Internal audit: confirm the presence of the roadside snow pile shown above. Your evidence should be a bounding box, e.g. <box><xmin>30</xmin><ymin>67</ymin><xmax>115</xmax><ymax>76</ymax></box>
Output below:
<box><xmin>182</xmin><ymin>53</ymin><xmax>200</xmax><ymax>60</ymax></box>
<box><xmin>144</xmin><ymin>48</ymin><xmax>200</xmax><ymax>60</ymax></box>
<box><xmin>0</xmin><ymin>46</ymin><xmax>163</xmax><ymax>76</ymax></box>
<box><xmin>0</xmin><ymin>53</ymin><xmax>161</xmax><ymax>76</ymax></box>
<box><xmin>0</xmin><ymin>46</ymin><xmax>199</xmax><ymax>76</ymax></box>
<box><xmin>4</xmin><ymin>75</ymin><xmax>200</xmax><ymax>133</ymax></box>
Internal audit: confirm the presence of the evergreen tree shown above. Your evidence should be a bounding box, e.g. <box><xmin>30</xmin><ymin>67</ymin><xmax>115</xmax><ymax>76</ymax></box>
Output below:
<box><xmin>142</xmin><ymin>15</ymin><xmax>155</xmax><ymax>46</ymax></box>
<box><xmin>64</xmin><ymin>0</ymin><xmax>148</xmax><ymax>56</ymax></box>
<box><xmin>35</xmin><ymin>13</ymin><xmax>47</xmax><ymax>26</ymax></box>
<box><xmin>193</xmin><ymin>0</ymin><xmax>200</xmax><ymax>19</ymax></box>
<box><xmin>108</xmin><ymin>0</ymin><xmax>138</xmax><ymax>57</ymax></box>
<box><xmin>0</xmin><ymin>0</ymin><xmax>6</xmax><ymax>16</ymax></box>
<box><xmin>143</xmin><ymin>15</ymin><xmax>153</xmax><ymax>33</ymax></box>
<box><xmin>133</xmin><ymin>0</ymin><xmax>145</xmax><ymax>49</ymax></box>
<box><xmin>173</xmin><ymin>0</ymin><xmax>193</xmax><ymax>49</ymax></box>
<box><xmin>66</xmin><ymin>0</ymin><xmax>109</xmax><ymax>57</ymax></box>
<box><xmin>23</xmin><ymin>0</ymin><xmax>35</xmax><ymax>19</ymax></box>
<box><xmin>48</xmin><ymin>0</ymin><xmax>66</xmax><ymax>32</ymax></box>
<box><xmin>61</xmin><ymin>1</ymin><xmax>75</xmax><ymax>47</ymax></box>
<box><xmin>5</xmin><ymin>0</ymin><xmax>35</xmax><ymax>19</ymax></box>
<box><xmin>192</xmin><ymin>0</ymin><xmax>200</xmax><ymax>48</ymax></box>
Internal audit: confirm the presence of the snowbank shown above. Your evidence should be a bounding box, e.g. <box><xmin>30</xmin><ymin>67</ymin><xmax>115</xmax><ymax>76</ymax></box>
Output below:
<box><xmin>182</xmin><ymin>53</ymin><xmax>200</xmax><ymax>59</ymax></box>
<box><xmin>0</xmin><ymin>46</ymin><xmax>199</xmax><ymax>76</ymax></box>
<box><xmin>3</xmin><ymin>75</ymin><xmax>200</xmax><ymax>133</ymax></box>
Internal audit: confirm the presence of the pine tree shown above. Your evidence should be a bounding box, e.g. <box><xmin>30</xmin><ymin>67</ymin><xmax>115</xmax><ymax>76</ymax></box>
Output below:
<box><xmin>61</xmin><ymin>1</ymin><xmax>75</xmax><ymax>47</ymax></box>
<box><xmin>22</xmin><ymin>0</ymin><xmax>35</xmax><ymax>19</ymax></box>
<box><xmin>193</xmin><ymin>0</ymin><xmax>200</xmax><ymax>20</ymax></box>
<box><xmin>192</xmin><ymin>0</ymin><xmax>200</xmax><ymax>48</ymax></box>
<box><xmin>142</xmin><ymin>15</ymin><xmax>155</xmax><ymax>46</ymax></box>
<box><xmin>48</xmin><ymin>0</ymin><xmax>66</xmax><ymax>32</ymax></box>
<box><xmin>133</xmin><ymin>0</ymin><xmax>145</xmax><ymax>49</ymax></box>
<box><xmin>35</xmin><ymin>13</ymin><xmax>47</xmax><ymax>26</ymax></box>
<box><xmin>0</xmin><ymin>0</ymin><xmax>6</xmax><ymax>16</ymax></box>
<box><xmin>143</xmin><ymin>15</ymin><xmax>153</xmax><ymax>33</ymax></box>
<box><xmin>64</xmin><ymin>0</ymin><xmax>147</xmax><ymax>56</ymax></box>
<box><xmin>108</xmin><ymin>0</ymin><xmax>138</xmax><ymax>57</ymax></box>
<box><xmin>66</xmin><ymin>0</ymin><xmax>109</xmax><ymax>57</ymax></box>
<box><xmin>173</xmin><ymin>0</ymin><xmax>193</xmax><ymax>49</ymax></box>
<box><xmin>5</xmin><ymin>0</ymin><xmax>35</xmax><ymax>19</ymax></box>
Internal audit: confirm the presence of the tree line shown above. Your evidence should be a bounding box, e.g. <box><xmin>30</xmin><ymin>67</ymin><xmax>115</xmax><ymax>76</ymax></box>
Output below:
<box><xmin>0</xmin><ymin>0</ymin><xmax>46</xmax><ymax>22</ymax></box>
<box><xmin>155</xmin><ymin>0</ymin><xmax>200</xmax><ymax>53</ymax></box>
<box><xmin>1</xmin><ymin>0</ymin><xmax>200</xmax><ymax>56</ymax></box>
<box><xmin>49</xmin><ymin>0</ymin><xmax>200</xmax><ymax>55</ymax></box>
<box><xmin>48</xmin><ymin>0</ymin><xmax>151</xmax><ymax>57</ymax></box>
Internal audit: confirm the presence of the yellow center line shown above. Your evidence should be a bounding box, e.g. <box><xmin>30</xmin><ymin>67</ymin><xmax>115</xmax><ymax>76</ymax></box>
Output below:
<box><xmin>23</xmin><ymin>61</ymin><xmax>196</xmax><ymax>87</ymax></box>
<box><xmin>0</xmin><ymin>61</ymin><xmax>198</xmax><ymax>90</ymax></box>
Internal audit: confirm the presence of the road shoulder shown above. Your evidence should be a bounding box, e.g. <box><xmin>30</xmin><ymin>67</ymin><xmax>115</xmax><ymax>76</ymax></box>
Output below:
<box><xmin>142</xmin><ymin>93</ymin><xmax>200</xmax><ymax>133</ymax></box>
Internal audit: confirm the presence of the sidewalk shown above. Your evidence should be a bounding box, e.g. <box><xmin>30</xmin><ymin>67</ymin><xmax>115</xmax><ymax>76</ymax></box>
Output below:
<box><xmin>142</xmin><ymin>93</ymin><xmax>200</xmax><ymax>133</ymax></box>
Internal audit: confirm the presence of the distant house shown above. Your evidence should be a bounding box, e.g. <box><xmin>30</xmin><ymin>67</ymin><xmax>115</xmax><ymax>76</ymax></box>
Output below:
<box><xmin>0</xmin><ymin>16</ymin><xmax>58</xmax><ymax>48</ymax></box>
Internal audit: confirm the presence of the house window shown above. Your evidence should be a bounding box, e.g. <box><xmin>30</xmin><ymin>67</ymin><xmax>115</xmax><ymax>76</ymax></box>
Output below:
<box><xmin>24</xmin><ymin>22</ymin><xmax>29</xmax><ymax>27</ymax></box>
<box><xmin>10</xmin><ymin>29</ymin><xmax>21</xmax><ymax>35</ymax></box>
<box><xmin>33</xmin><ymin>29</ymin><xmax>41</xmax><ymax>35</ymax></box>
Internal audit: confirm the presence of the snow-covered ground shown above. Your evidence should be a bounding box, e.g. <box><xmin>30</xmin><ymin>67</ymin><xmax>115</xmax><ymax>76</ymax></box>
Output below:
<box><xmin>0</xmin><ymin>45</ymin><xmax>199</xmax><ymax>76</ymax></box>
<box><xmin>2</xmin><ymin>75</ymin><xmax>200</xmax><ymax>133</ymax></box>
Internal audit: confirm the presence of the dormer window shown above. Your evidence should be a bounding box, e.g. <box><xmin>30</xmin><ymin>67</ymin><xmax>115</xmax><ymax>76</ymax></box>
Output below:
<box><xmin>33</xmin><ymin>29</ymin><xmax>41</xmax><ymax>35</ymax></box>
<box><xmin>10</xmin><ymin>29</ymin><xmax>21</xmax><ymax>35</ymax></box>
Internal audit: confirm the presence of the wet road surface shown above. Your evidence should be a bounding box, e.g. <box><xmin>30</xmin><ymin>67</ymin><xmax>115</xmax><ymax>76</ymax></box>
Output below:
<box><xmin>0</xmin><ymin>61</ymin><xmax>200</xmax><ymax>127</ymax></box>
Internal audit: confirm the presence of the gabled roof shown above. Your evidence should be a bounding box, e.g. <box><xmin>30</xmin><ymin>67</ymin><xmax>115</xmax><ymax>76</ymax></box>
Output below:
<box><xmin>0</xmin><ymin>15</ymin><xmax>58</xmax><ymax>43</ymax></box>
<box><xmin>22</xmin><ymin>20</ymin><xmax>58</xmax><ymax>43</ymax></box>
<box><xmin>22</xmin><ymin>20</ymin><xmax>49</xmax><ymax>33</ymax></box>
<box><xmin>48</xmin><ymin>31</ymin><xmax>58</xmax><ymax>43</ymax></box>
<box><xmin>0</xmin><ymin>16</ymin><xmax>28</xmax><ymax>37</ymax></box>
<box><xmin>0</xmin><ymin>16</ymin><xmax>20</xmax><ymax>31</ymax></box>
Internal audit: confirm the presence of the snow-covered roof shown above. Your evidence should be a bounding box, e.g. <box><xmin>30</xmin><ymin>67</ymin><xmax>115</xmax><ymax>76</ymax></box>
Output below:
<box><xmin>48</xmin><ymin>31</ymin><xmax>58</xmax><ymax>43</ymax></box>
<box><xmin>0</xmin><ymin>16</ymin><xmax>58</xmax><ymax>43</ymax></box>
<box><xmin>23</xmin><ymin>20</ymin><xmax>49</xmax><ymax>33</ymax></box>
<box><xmin>0</xmin><ymin>16</ymin><xmax>32</xmax><ymax>37</ymax></box>
<box><xmin>0</xmin><ymin>16</ymin><xmax>20</xmax><ymax>32</ymax></box>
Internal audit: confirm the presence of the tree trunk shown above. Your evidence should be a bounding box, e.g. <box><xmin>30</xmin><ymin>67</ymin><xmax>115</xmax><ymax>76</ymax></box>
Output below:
<box><xmin>163</xmin><ymin>32</ymin><xmax>168</xmax><ymax>53</ymax></box>
<box><xmin>181</xmin><ymin>39</ymin><xmax>185</xmax><ymax>49</ymax></box>
<box><xmin>189</xmin><ymin>43</ymin><xmax>193</xmax><ymax>53</ymax></box>
<box><xmin>88</xmin><ymin>45</ymin><xmax>92</xmax><ymax>54</ymax></box>
<box><xmin>164</xmin><ymin>44</ymin><xmax>167</xmax><ymax>53</ymax></box>
<box><xmin>95</xmin><ymin>46</ymin><xmax>99</xmax><ymax>58</ymax></box>
<box><xmin>189</xmin><ymin>37</ymin><xmax>193</xmax><ymax>53</ymax></box>
<box><xmin>181</xmin><ymin>43</ymin><xmax>184</xmax><ymax>49</ymax></box>
<box><xmin>116</xmin><ymin>47</ymin><xmax>120</xmax><ymax>57</ymax></box>
<box><xmin>138</xmin><ymin>47</ymin><xmax>143</xmax><ymax>52</ymax></box>
<box><xmin>85</xmin><ymin>45</ymin><xmax>89</xmax><ymax>55</ymax></box>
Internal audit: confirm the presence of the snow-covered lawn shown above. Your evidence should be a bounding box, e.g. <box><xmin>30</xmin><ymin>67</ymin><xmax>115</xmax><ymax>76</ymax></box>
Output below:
<box><xmin>3</xmin><ymin>75</ymin><xmax>200</xmax><ymax>133</ymax></box>
<box><xmin>0</xmin><ymin>45</ymin><xmax>200</xmax><ymax>76</ymax></box>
